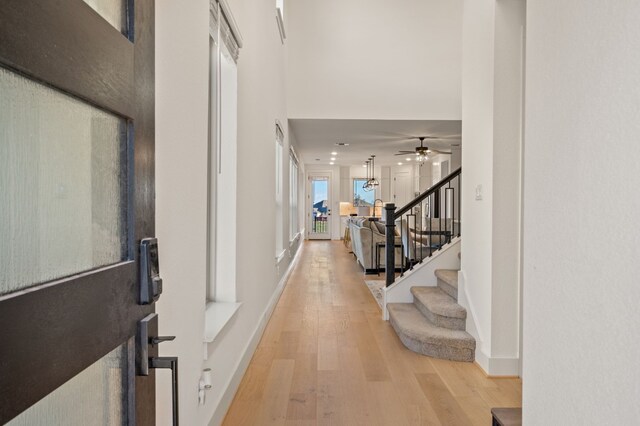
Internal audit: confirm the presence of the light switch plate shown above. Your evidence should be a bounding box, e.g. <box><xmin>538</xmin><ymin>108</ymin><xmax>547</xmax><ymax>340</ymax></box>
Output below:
<box><xmin>475</xmin><ymin>184</ymin><xmax>483</xmax><ymax>200</ymax></box>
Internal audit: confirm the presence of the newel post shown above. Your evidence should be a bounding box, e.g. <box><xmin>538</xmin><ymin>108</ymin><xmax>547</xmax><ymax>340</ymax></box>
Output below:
<box><xmin>385</xmin><ymin>203</ymin><xmax>397</xmax><ymax>287</ymax></box>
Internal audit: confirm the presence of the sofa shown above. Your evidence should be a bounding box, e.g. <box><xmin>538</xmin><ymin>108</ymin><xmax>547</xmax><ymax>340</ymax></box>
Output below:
<box><xmin>347</xmin><ymin>217</ymin><xmax>403</xmax><ymax>273</ymax></box>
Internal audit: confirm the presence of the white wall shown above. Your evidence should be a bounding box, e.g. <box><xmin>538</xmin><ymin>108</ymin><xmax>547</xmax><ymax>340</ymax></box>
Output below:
<box><xmin>460</xmin><ymin>0</ymin><xmax>524</xmax><ymax>375</ymax></box>
<box><xmin>491</xmin><ymin>0</ymin><xmax>525</xmax><ymax>362</ymax></box>
<box><xmin>156</xmin><ymin>2</ymin><xmax>209</xmax><ymax>425</ymax></box>
<box><xmin>156</xmin><ymin>0</ymin><xmax>303</xmax><ymax>424</ymax></box>
<box><xmin>286</xmin><ymin>0</ymin><xmax>463</xmax><ymax>120</ymax></box>
<box><xmin>523</xmin><ymin>1</ymin><xmax>640</xmax><ymax>424</ymax></box>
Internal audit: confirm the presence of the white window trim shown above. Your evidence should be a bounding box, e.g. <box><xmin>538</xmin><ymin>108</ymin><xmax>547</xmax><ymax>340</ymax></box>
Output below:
<box><xmin>275</xmin><ymin>249</ymin><xmax>287</xmax><ymax>264</ymax></box>
<box><xmin>204</xmin><ymin>301</ymin><xmax>242</xmax><ymax>343</ymax></box>
<box><xmin>289</xmin><ymin>232</ymin><xmax>301</xmax><ymax>246</ymax></box>
<box><xmin>203</xmin><ymin>0</ymin><xmax>242</xmax><ymax>346</ymax></box>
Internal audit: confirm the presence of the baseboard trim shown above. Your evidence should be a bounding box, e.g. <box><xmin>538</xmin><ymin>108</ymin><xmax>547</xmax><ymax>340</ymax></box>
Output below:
<box><xmin>458</xmin><ymin>270</ymin><xmax>486</xmax><ymax>344</ymax></box>
<box><xmin>208</xmin><ymin>243</ymin><xmax>304</xmax><ymax>426</ymax></box>
<box><xmin>474</xmin><ymin>351</ymin><xmax>520</xmax><ymax>377</ymax></box>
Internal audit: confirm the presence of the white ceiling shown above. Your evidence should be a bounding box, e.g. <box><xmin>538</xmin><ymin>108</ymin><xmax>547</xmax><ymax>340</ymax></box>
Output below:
<box><xmin>289</xmin><ymin>119</ymin><xmax>462</xmax><ymax>167</ymax></box>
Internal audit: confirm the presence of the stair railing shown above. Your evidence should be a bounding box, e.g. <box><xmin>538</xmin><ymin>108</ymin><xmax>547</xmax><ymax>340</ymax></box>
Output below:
<box><xmin>385</xmin><ymin>167</ymin><xmax>461</xmax><ymax>287</ymax></box>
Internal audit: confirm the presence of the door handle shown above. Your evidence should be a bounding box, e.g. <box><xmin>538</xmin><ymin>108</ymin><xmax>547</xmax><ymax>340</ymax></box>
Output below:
<box><xmin>137</xmin><ymin>314</ymin><xmax>179</xmax><ymax>425</ymax></box>
<box><xmin>150</xmin><ymin>356</ymin><xmax>179</xmax><ymax>426</ymax></box>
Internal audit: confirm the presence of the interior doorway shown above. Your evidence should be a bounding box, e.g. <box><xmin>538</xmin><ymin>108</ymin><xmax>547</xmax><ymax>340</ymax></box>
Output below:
<box><xmin>393</xmin><ymin>170</ymin><xmax>412</xmax><ymax>208</ymax></box>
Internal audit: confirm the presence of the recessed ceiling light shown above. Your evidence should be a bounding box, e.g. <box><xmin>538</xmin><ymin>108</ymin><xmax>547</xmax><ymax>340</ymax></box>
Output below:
<box><xmin>406</xmin><ymin>157</ymin><xmax>412</xmax><ymax>161</ymax></box>
<box><xmin>330</xmin><ymin>157</ymin><xmax>336</xmax><ymax>161</ymax></box>
<box><xmin>335</xmin><ymin>142</ymin><xmax>349</xmax><ymax>146</ymax></box>
<box><xmin>329</xmin><ymin>162</ymin><xmax>335</xmax><ymax>165</ymax></box>
<box><xmin>362</xmin><ymin>164</ymin><xmax>367</xmax><ymax>168</ymax></box>
<box><xmin>331</xmin><ymin>151</ymin><xmax>338</xmax><ymax>155</ymax></box>
<box><xmin>433</xmin><ymin>162</ymin><xmax>440</xmax><ymax>166</ymax></box>
<box><xmin>397</xmin><ymin>162</ymin><xmax>403</xmax><ymax>165</ymax></box>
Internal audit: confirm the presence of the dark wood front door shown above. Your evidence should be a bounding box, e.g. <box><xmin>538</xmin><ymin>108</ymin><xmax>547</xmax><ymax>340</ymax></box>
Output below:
<box><xmin>0</xmin><ymin>0</ymin><xmax>157</xmax><ymax>423</ymax></box>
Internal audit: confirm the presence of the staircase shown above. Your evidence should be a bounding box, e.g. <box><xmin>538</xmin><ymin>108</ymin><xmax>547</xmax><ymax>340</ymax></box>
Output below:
<box><xmin>383</xmin><ymin>167</ymin><xmax>474</xmax><ymax>361</ymax></box>
<box><xmin>387</xmin><ymin>268</ymin><xmax>476</xmax><ymax>362</ymax></box>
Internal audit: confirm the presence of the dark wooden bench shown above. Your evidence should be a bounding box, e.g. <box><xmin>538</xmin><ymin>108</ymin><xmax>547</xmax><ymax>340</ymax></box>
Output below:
<box><xmin>491</xmin><ymin>408</ymin><xmax>522</xmax><ymax>426</ymax></box>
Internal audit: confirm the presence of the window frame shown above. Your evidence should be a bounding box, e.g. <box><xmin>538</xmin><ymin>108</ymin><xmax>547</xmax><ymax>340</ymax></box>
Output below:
<box><xmin>275</xmin><ymin>123</ymin><xmax>285</xmax><ymax>258</ymax></box>
<box><xmin>207</xmin><ymin>2</ymin><xmax>240</xmax><ymax>304</ymax></box>
<box><xmin>289</xmin><ymin>149</ymin><xmax>299</xmax><ymax>240</ymax></box>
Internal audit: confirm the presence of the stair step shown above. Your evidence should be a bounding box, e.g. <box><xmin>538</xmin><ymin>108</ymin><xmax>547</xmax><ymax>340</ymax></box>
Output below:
<box><xmin>435</xmin><ymin>269</ymin><xmax>459</xmax><ymax>300</ymax></box>
<box><xmin>411</xmin><ymin>287</ymin><xmax>467</xmax><ymax>330</ymax></box>
<box><xmin>387</xmin><ymin>303</ymin><xmax>475</xmax><ymax>362</ymax></box>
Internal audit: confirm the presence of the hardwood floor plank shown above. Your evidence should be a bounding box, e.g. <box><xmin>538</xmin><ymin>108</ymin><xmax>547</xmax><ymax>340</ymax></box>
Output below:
<box><xmin>286</xmin><ymin>352</ymin><xmax>318</xmax><ymax>420</ymax></box>
<box><xmin>405</xmin><ymin>404</ymin><xmax>444</xmax><ymax>426</ymax></box>
<box><xmin>455</xmin><ymin>395</ymin><xmax>493</xmax><ymax>426</ymax></box>
<box><xmin>275</xmin><ymin>331</ymin><xmax>300</xmax><ymax>360</ymax></box>
<box><xmin>353</xmin><ymin>320</ymin><xmax>392</xmax><ymax>382</ymax></box>
<box><xmin>430</xmin><ymin>357</ymin><xmax>497</xmax><ymax>397</ymax></box>
<box><xmin>297</xmin><ymin>308</ymin><xmax>319</xmax><ymax>354</ymax></box>
<box><xmin>415</xmin><ymin>373</ymin><xmax>474</xmax><ymax>426</ymax></box>
<box><xmin>317</xmin><ymin>370</ymin><xmax>348</xmax><ymax>425</ymax></box>
<box><xmin>258</xmin><ymin>359</ymin><xmax>296</xmax><ymax>424</ymax></box>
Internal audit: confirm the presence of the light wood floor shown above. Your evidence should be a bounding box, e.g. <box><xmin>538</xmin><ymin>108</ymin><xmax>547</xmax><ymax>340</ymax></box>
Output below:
<box><xmin>223</xmin><ymin>241</ymin><xmax>521</xmax><ymax>425</ymax></box>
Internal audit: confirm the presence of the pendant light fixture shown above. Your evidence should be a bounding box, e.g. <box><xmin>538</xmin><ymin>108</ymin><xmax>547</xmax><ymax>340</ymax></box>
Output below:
<box><xmin>363</xmin><ymin>158</ymin><xmax>373</xmax><ymax>192</ymax></box>
<box><xmin>362</xmin><ymin>155</ymin><xmax>379</xmax><ymax>192</ymax></box>
<box><xmin>368</xmin><ymin>155</ymin><xmax>379</xmax><ymax>188</ymax></box>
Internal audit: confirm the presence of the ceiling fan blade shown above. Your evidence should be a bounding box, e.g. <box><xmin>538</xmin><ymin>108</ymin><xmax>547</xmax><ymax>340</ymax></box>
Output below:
<box><xmin>395</xmin><ymin>151</ymin><xmax>415</xmax><ymax>154</ymax></box>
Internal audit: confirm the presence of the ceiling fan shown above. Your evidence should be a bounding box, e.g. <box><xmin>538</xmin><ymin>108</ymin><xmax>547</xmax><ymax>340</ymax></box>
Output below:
<box><xmin>394</xmin><ymin>136</ymin><xmax>448</xmax><ymax>161</ymax></box>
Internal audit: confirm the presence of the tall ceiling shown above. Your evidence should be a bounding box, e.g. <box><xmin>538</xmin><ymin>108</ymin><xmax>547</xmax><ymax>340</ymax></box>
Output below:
<box><xmin>290</xmin><ymin>119</ymin><xmax>462</xmax><ymax>166</ymax></box>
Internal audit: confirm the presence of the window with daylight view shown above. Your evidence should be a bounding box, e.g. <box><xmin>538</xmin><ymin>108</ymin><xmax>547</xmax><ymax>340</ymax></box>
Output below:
<box><xmin>353</xmin><ymin>178</ymin><xmax>374</xmax><ymax>207</ymax></box>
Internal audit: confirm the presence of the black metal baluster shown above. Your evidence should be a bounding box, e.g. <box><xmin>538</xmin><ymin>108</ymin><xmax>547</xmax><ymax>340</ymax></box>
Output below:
<box><xmin>400</xmin><ymin>213</ymin><xmax>405</xmax><ymax>278</ymax></box>
<box><xmin>429</xmin><ymin>196</ymin><xmax>433</xmax><ymax>257</ymax></box>
<box><xmin>447</xmin><ymin>181</ymin><xmax>451</xmax><ymax>244</ymax></box>
<box><xmin>419</xmin><ymin>201</ymin><xmax>423</xmax><ymax>264</ymax></box>
<box><xmin>408</xmin><ymin>212</ymin><xmax>414</xmax><ymax>270</ymax></box>
<box><xmin>452</xmin><ymin>184</ymin><xmax>456</xmax><ymax>241</ymax></box>
<box><xmin>458</xmin><ymin>173</ymin><xmax>462</xmax><ymax>237</ymax></box>
<box><xmin>439</xmin><ymin>187</ymin><xmax>443</xmax><ymax>251</ymax></box>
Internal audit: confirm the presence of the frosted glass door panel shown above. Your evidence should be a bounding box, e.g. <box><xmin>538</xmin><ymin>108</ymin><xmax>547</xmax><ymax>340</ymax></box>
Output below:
<box><xmin>0</xmin><ymin>67</ymin><xmax>128</xmax><ymax>295</ymax></box>
<box><xmin>83</xmin><ymin>0</ymin><xmax>126</xmax><ymax>32</ymax></box>
<box><xmin>7</xmin><ymin>344</ymin><xmax>129</xmax><ymax>425</ymax></box>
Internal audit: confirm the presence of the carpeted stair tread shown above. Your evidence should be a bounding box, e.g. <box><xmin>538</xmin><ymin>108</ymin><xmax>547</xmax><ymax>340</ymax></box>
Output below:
<box><xmin>387</xmin><ymin>303</ymin><xmax>475</xmax><ymax>362</ymax></box>
<box><xmin>411</xmin><ymin>287</ymin><xmax>467</xmax><ymax>330</ymax></box>
<box><xmin>434</xmin><ymin>269</ymin><xmax>458</xmax><ymax>288</ymax></box>
<box><xmin>435</xmin><ymin>269</ymin><xmax>459</xmax><ymax>300</ymax></box>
